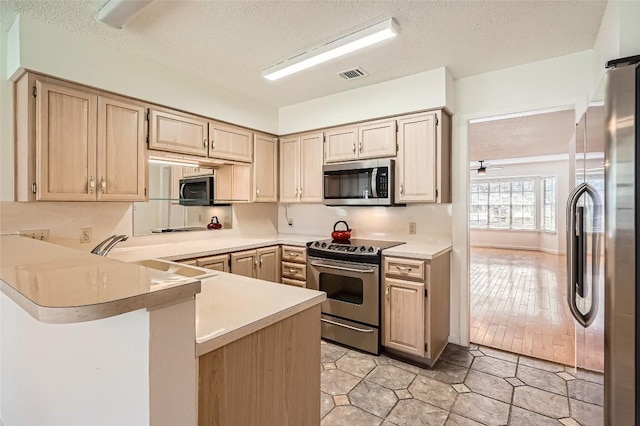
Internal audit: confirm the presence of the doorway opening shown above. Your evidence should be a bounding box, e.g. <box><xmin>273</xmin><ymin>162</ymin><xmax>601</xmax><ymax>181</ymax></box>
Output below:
<box><xmin>467</xmin><ymin>107</ymin><xmax>604</xmax><ymax>372</ymax></box>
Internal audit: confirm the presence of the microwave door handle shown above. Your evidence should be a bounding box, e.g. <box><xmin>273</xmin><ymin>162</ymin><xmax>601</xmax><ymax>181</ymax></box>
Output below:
<box><xmin>179</xmin><ymin>183</ymin><xmax>186</xmax><ymax>201</ymax></box>
<box><xmin>371</xmin><ymin>168</ymin><xmax>378</xmax><ymax>198</ymax></box>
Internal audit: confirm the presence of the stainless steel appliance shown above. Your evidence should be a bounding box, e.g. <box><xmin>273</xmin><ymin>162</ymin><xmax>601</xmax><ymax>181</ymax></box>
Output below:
<box><xmin>603</xmin><ymin>54</ymin><xmax>640</xmax><ymax>425</ymax></box>
<box><xmin>178</xmin><ymin>175</ymin><xmax>216</xmax><ymax>206</ymax></box>
<box><xmin>307</xmin><ymin>238</ymin><xmax>404</xmax><ymax>354</ymax></box>
<box><xmin>323</xmin><ymin>159</ymin><xmax>396</xmax><ymax>206</ymax></box>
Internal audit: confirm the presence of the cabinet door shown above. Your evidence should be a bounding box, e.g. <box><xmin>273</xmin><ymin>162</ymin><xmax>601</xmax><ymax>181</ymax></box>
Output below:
<box><xmin>358</xmin><ymin>119</ymin><xmax>397</xmax><ymax>159</ymax></box>
<box><xmin>256</xmin><ymin>247</ymin><xmax>279</xmax><ymax>282</ymax></box>
<box><xmin>397</xmin><ymin>112</ymin><xmax>437</xmax><ymax>203</ymax></box>
<box><xmin>149</xmin><ymin>109</ymin><xmax>208</xmax><ymax>156</ymax></box>
<box><xmin>209</xmin><ymin>122</ymin><xmax>253</xmax><ymax>162</ymax></box>
<box><xmin>383</xmin><ymin>277</ymin><xmax>425</xmax><ymax>357</ymax></box>
<box><xmin>230</xmin><ymin>250</ymin><xmax>256</xmax><ymax>278</ymax></box>
<box><xmin>232</xmin><ymin>164</ymin><xmax>252</xmax><ymax>202</ymax></box>
<box><xmin>300</xmin><ymin>132</ymin><xmax>324</xmax><ymax>203</ymax></box>
<box><xmin>97</xmin><ymin>96</ymin><xmax>146</xmax><ymax>201</ymax></box>
<box><xmin>324</xmin><ymin>126</ymin><xmax>357</xmax><ymax>163</ymax></box>
<box><xmin>182</xmin><ymin>167</ymin><xmax>214</xmax><ymax>178</ymax></box>
<box><xmin>279</xmin><ymin>136</ymin><xmax>300</xmax><ymax>203</ymax></box>
<box><xmin>253</xmin><ymin>133</ymin><xmax>278</xmax><ymax>202</ymax></box>
<box><xmin>36</xmin><ymin>81</ymin><xmax>97</xmax><ymax>201</ymax></box>
<box><xmin>196</xmin><ymin>254</ymin><xmax>230</xmax><ymax>272</ymax></box>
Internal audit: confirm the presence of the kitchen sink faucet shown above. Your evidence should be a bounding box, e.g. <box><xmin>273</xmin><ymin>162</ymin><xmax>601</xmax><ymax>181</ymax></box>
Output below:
<box><xmin>91</xmin><ymin>234</ymin><xmax>129</xmax><ymax>256</ymax></box>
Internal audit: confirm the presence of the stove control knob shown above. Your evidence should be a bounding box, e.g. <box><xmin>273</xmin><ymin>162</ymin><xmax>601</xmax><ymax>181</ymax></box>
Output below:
<box><xmin>360</xmin><ymin>246</ymin><xmax>366</xmax><ymax>252</ymax></box>
<box><xmin>368</xmin><ymin>247</ymin><xmax>375</xmax><ymax>252</ymax></box>
<box><xmin>314</xmin><ymin>241</ymin><xmax>320</xmax><ymax>247</ymax></box>
<box><xmin>321</xmin><ymin>242</ymin><xmax>327</xmax><ymax>248</ymax></box>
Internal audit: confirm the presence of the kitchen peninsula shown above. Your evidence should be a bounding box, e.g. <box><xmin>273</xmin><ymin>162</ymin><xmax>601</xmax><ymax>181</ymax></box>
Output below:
<box><xmin>0</xmin><ymin>235</ymin><xmax>325</xmax><ymax>426</ymax></box>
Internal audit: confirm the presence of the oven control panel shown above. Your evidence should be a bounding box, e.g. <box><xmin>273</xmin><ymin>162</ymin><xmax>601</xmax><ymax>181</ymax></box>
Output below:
<box><xmin>311</xmin><ymin>241</ymin><xmax>376</xmax><ymax>254</ymax></box>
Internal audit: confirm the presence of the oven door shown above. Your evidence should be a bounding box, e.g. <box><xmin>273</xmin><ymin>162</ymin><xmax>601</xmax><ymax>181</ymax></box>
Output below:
<box><xmin>307</xmin><ymin>256</ymin><xmax>380</xmax><ymax>326</ymax></box>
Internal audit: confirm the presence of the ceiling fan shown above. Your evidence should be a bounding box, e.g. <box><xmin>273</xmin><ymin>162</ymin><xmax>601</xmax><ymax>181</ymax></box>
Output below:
<box><xmin>470</xmin><ymin>160</ymin><xmax>503</xmax><ymax>176</ymax></box>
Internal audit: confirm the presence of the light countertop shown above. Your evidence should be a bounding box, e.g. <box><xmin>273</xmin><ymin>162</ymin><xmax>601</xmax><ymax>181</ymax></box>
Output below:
<box><xmin>382</xmin><ymin>241</ymin><xmax>452</xmax><ymax>260</ymax></box>
<box><xmin>195</xmin><ymin>272</ymin><xmax>325</xmax><ymax>356</ymax></box>
<box><xmin>110</xmin><ymin>234</ymin><xmax>325</xmax><ymax>262</ymax></box>
<box><xmin>0</xmin><ymin>235</ymin><xmax>201</xmax><ymax>324</ymax></box>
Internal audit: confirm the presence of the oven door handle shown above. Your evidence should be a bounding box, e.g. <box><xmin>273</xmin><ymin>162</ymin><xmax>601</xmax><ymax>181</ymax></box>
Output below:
<box><xmin>310</xmin><ymin>261</ymin><xmax>376</xmax><ymax>273</ymax></box>
<box><xmin>321</xmin><ymin>318</ymin><xmax>374</xmax><ymax>333</ymax></box>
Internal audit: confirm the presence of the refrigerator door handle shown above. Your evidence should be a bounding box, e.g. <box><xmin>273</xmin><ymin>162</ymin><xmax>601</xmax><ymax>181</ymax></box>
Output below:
<box><xmin>566</xmin><ymin>182</ymin><xmax>602</xmax><ymax>328</ymax></box>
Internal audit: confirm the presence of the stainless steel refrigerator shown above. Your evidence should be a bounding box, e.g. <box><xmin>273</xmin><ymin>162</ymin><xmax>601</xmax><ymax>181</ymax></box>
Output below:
<box><xmin>604</xmin><ymin>54</ymin><xmax>640</xmax><ymax>425</ymax></box>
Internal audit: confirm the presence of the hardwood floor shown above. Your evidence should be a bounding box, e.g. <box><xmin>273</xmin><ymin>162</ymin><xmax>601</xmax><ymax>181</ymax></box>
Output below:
<box><xmin>470</xmin><ymin>247</ymin><xmax>604</xmax><ymax>372</ymax></box>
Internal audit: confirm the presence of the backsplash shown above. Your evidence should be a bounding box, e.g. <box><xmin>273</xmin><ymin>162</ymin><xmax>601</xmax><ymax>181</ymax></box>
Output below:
<box><xmin>0</xmin><ymin>202</ymin><xmax>278</xmax><ymax>250</ymax></box>
<box><xmin>277</xmin><ymin>203</ymin><xmax>452</xmax><ymax>242</ymax></box>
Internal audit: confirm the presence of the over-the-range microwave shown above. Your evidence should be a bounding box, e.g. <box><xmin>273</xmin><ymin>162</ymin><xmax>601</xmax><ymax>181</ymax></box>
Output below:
<box><xmin>179</xmin><ymin>175</ymin><xmax>218</xmax><ymax>206</ymax></box>
<box><xmin>323</xmin><ymin>159</ymin><xmax>398</xmax><ymax>206</ymax></box>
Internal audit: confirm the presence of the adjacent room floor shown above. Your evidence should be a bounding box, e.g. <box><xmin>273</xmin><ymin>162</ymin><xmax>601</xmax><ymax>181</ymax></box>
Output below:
<box><xmin>470</xmin><ymin>247</ymin><xmax>604</xmax><ymax>372</ymax></box>
<box><xmin>320</xmin><ymin>340</ymin><xmax>603</xmax><ymax>425</ymax></box>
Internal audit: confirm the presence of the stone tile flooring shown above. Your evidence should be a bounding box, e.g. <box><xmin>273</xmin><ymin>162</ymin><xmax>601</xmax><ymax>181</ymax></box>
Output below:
<box><xmin>320</xmin><ymin>341</ymin><xmax>604</xmax><ymax>425</ymax></box>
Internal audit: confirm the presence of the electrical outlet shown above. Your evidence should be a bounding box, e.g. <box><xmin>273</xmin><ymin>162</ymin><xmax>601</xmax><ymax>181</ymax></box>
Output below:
<box><xmin>287</xmin><ymin>217</ymin><xmax>294</xmax><ymax>226</ymax></box>
<box><xmin>19</xmin><ymin>229</ymin><xmax>50</xmax><ymax>242</ymax></box>
<box><xmin>80</xmin><ymin>228</ymin><xmax>92</xmax><ymax>244</ymax></box>
<box><xmin>409</xmin><ymin>222</ymin><xmax>417</xmax><ymax>234</ymax></box>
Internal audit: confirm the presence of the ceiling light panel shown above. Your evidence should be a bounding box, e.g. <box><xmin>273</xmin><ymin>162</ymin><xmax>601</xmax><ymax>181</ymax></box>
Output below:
<box><xmin>96</xmin><ymin>0</ymin><xmax>153</xmax><ymax>29</ymax></box>
<box><xmin>262</xmin><ymin>18</ymin><xmax>399</xmax><ymax>81</ymax></box>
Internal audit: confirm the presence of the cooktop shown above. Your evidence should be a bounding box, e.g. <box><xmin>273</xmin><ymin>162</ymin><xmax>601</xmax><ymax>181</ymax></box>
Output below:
<box><xmin>306</xmin><ymin>238</ymin><xmax>405</xmax><ymax>256</ymax></box>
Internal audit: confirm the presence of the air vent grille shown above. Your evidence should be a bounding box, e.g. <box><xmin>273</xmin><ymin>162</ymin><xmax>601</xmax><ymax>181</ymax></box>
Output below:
<box><xmin>338</xmin><ymin>67</ymin><xmax>368</xmax><ymax>80</ymax></box>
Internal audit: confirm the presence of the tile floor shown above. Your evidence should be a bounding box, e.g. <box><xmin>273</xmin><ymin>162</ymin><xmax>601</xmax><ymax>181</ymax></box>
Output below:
<box><xmin>320</xmin><ymin>340</ymin><xmax>604</xmax><ymax>426</ymax></box>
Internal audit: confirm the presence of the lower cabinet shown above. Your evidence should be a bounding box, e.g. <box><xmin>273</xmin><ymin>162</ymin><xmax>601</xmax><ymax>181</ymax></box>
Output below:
<box><xmin>195</xmin><ymin>254</ymin><xmax>230</xmax><ymax>272</ymax></box>
<box><xmin>230</xmin><ymin>246</ymin><xmax>279</xmax><ymax>282</ymax></box>
<box><xmin>382</xmin><ymin>253</ymin><xmax>450</xmax><ymax>364</ymax></box>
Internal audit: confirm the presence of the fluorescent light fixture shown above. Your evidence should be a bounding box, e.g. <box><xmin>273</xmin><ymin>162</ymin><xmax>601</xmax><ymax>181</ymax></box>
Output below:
<box><xmin>96</xmin><ymin>0</ymin><xmax>153</xmax><ymax>29</ymax></box>
<box><xmin>262</xmin><ymin>18</ymin><xmax>399</xmax><ymax>81</ymax></box>
<box><xmin>148</xmin><ymin>158</ymin><xmax>201</xmax><ymax>167</ymax></box>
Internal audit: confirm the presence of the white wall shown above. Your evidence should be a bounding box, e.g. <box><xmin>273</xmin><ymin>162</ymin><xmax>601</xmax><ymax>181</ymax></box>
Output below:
<box><xmin>278</xmin><ymin>203</ymin><xmax>452</xmax><ymax>243</ymax></box>
<box><xmin>1</xmin><ymin>293</ymin><xmax>150</xmax><ymax>425</ymax></box>
<box><xmin>453</xmin><ymin>50</ymin><xmax>594</xmax><ymax>345</ymax></box>
<box><xmin>469</xmin><ymin>159</ymin><xmax>571</xmax><ymax>255</ymax></box>
<box><xmin>278</xmin><ymin>67</ymin><xmax>452</xmax><ymax>134</ymax></box>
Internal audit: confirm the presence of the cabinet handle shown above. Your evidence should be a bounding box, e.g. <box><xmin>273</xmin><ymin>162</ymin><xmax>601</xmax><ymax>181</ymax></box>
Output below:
<box><xmin>254</xmin><ymin>259</ymin><xmax>257</xmax><ymax>269</ymax></box>
<box><xmin>88</xmin><ymin>176</ymin><xmax>95</xmax><ymax>194</ymax></box>
<box><xmin>395</xmin><ymin>265</ymin><xmax>412</xmax><ymax>272</ymax></box>
<box><xmin>289</xmin><ymin>252</ymin><xmax>299</xmax><ymax>257</ymax></box>
<box><xmin>359</xmin><ymin>142</ymin><xmax>362</xmax><ymax>153</ymax></box>
<box><xmin>289</xmin><ymin>268</ymin><xmax>298</xmax><ymax>274</ymax></box>
<box><xmin>203</xmin><ymin>139</ymin><xmax>208</xmax><ymax>148</ymax></box>
<box><xmin>259</xmin><ymin>255</ymin><xmax>263</xmax><ymax>268</ymax></box>
<box><xmin>400</xmin><ymin>183</ymin><xmax>404</xmax><ymax>195</ymax></box>
<box><xmin>352</xmin><ymin>143</ymin><xmax>356</xmax><ymax>154</ymax></box>
<box><xmin>100</xmin><ymin>177</ymin><xmax>106</xmax><ymax>193</ymax></box>
<box><xmin>386</xmin><ymin>286</ymin><xmax>390</xmax><ymax>299</ymax></box>
<box><xmin>299</xmin><ymin>187</ymin><xmax>303</xmax><ymax>198</ymax></box>
<box><xmin>295</xmin><ymin>188</ymin><xmax>299</xmax><ymax>196</ymax></box>
<box><xmin>212</xmin><ymin>140</ymin><xmax>216</xmax><ymax>150</ymax></box>
<box><xmin>256</xmin><ymin>188</ymin><xmax>260</xmax><ymax>196</ymax></box>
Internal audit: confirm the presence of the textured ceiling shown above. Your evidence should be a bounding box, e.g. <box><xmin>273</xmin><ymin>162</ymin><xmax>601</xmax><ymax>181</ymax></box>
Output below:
<box><xmin>0</xmin><ymin>0</ymin><xmax>607</xmax><ymax>107</ymax></box>
<box><xmin>469</xmin><ymin>109</ymin><xmax>576</xmax><ymax>162</ymax></box>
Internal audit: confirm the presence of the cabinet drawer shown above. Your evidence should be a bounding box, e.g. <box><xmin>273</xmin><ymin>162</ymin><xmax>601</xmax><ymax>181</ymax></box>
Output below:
<box><xmin>196</xmin><ymin>254</ymin><xmax>230</xmax><ymax>272</ymax></box>
<box><xmin>281</xmin><ymin>246</ymin><xmax>306</xmax><ymax>263</ymax></box>
<box><xmin>384</xmin><ymin>257</ymin><xmax>425</xmax><ymax>281</ymax></box>
<box><xmin>282</xmin><ymin>277</ymin><xmax>306</xmax><ymax>288</ymax></box>
<box><xmin>282</xmin><ymin>261</ymin><xmax>306</xmax><ymax>281</ymax></box>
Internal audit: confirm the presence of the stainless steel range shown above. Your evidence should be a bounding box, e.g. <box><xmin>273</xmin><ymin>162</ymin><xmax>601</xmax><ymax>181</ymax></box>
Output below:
<box><xmin>306</xmin><ymin>238</ymin><xmax>404</xmax><ymax>354</ymax></box>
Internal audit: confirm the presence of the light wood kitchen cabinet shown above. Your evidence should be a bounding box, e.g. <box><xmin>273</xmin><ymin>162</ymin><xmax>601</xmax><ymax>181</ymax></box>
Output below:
<box><xmin>230</xmin><ymin>247</ymin><xmax>279</xmax><ymax>281</ymax></box>
<box><xmin>324</xmin><ymin>119</ymin><xmax>396</xmax><ymax>163</ymax></box>
<box><xmin>182</xmin><ymin>167</ymin><xmax>214</xmax><ymax>178</ymax></box>
<box><xmin>253</xmin><ymin>133</ymin><xmax>278</xmax><ymax>202</ymax></box>
<box><xmin>382</xmin><ymin>253</ymin><xmax>450</xmax><ymax>365</ymax></box>
<box><xmin>196</xmin><ymin>254</ymin><xmax>230</xmax><ymax>272</ymax></box>
<box><xmin>230</xmin><ymin>250</ymin><xmax>257</xmax><ymax>278</ymax></box>
<box><xmin>149</xmin><ymin>108</ymin><xmax>208</xmax><ymax>156</ymax></box>
<box><xmin>209</xmin><ymin>121</ymin><xmax>253</xmax><ymax>163</ymax></box>
<box><xmin>396</xmin><ymin>111</ymin><xmax>451</xmax><ymax>203</ymax></box>
<box><xmin>15</xmin><ymin>75</ymin><xmax>147</xmax><ymax>202</ymax></box>
<box><xmin>280</xmin><ymin>245</ymin><xmax>306</xmax><ymax>287</ymax></box>
<box><xmin>279</xmin><ymin>132</ymin><xmax>323</xmax><ymax>203</ymax></box>
<box><xmin>215</xmin><ymin>164</ymin><xmax>251</xmax><ymax>203</ymax></box>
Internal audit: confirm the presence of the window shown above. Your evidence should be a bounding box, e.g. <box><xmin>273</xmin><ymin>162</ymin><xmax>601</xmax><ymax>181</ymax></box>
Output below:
<box><xmin>542</xmin><ymin>177</ymin><xmax>556</xmax><ymax>232</ymax></box>
<box><xmin>470</xmin><ymin>178</ymin><xmax>536</xmax><ymax>230</ymax></box>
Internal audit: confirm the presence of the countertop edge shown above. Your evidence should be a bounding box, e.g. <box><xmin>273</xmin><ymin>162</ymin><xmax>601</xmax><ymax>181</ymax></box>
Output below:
<box><xmin>382</xmin><ymin>245</ymin><xmax>453</xmax><ymax>260</ymax></box>
<box><xmin>0</xmin><ymin>279</ymin><xmax>201</xmax><ymax>324</ymax></box>
<box><xmin>195</xmin><ymin>292</ymin><xmax>326</xmax><ymax>356</ymax></box>
<box><xmin>162</xmin><ymin>238</ymin><xmax>309</xmax><ymax>261</ymax></box>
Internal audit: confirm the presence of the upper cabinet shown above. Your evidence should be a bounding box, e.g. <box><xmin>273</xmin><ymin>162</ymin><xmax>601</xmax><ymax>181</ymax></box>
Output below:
<box><xmin>149</xmin><ymin>108</ymin><xmax>208</xmax><ymax>156</ymax></box>
<box><xmin>209</xmin><ymin>122</ymin><xmax>253</xmax><ymax>163</ymax></box>
<box><xmin>253</xmin><ymin>133</ymin><xmax>278</xmax><ymax>202</ymax></box>
<box><xmin>15</xmin><ymin>74</ymin><xmax>146</xmax><ymax>202</ymax></box>
<box><xmin>279</xmin><ymin>132</ymin><xmax>323</xmax><ymax>203</ymax></box>
<box><xmin>396</xmin><ymin>111</ymin><xmax>451</xmax><ymax>204</ymax></box>
<box><xmin>324</xmin><ymin>119</ymin><xmax>396</xmax><ymax>163</ymax></box>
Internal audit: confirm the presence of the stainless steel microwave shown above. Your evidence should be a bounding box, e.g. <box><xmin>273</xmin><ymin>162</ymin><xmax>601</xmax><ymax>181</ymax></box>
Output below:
<box><xmin>178</xmin><ymin>175</ymin><xmax>216</xmax><ymax>206</ymax></box>
<box><xmin>323</xmin><ymin>159</ymin><xmax>396</xmax><ymax>206</ymax></box>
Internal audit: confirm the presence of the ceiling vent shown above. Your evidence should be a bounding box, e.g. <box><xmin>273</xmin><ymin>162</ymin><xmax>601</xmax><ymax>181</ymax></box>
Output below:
<box><xmin>338</xmin><ymin>67</ymin><xmax>368</xmax><ymax>80</ymax></box>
